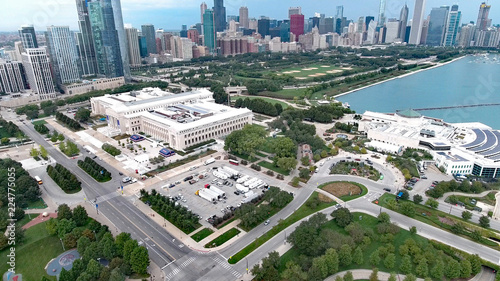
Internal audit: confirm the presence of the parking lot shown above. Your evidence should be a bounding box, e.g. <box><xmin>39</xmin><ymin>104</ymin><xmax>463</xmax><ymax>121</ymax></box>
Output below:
<box><xmin>148</xmin><ymin>160</ymin><xmax>287</xmax><ymax>228</ymax></box>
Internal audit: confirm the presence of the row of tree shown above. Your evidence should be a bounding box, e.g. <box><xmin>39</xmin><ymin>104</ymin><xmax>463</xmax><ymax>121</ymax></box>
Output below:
<box><xmin>102</xmin><ymin>143</ymin><xmax>122</xmax><ymax>156</ymax></box>
<box><xmin>34</xmin><ymin>123</ymin><xmax>49</xmax><ymax>134</ymax></box>
<box><xmin>55</xmin><ymin>111</ymin><xmax>83</xmax><ymax>130</ymax></box>
<box><xmin>140</xmin><ymin>189</ymin><xmax>200</xmax><ymax>233</ymax></box>
<box><xmin>59</xmin><ymin>140</ymin><xmax>80</xmax><ymax>157</ymax></box>
<box><xmin>47</xmin><ymin>163</ymin><xmax>82</xmax><ymax>192</ymax></box>
<box><xmin>46</xmin><ymin>204</ymin><xmax>149</xmax><ymax>280</ymax></box>
<box><xmin>234</xmin><ymin>98</ymin><xmax>283</xmax><ymax>117</ymax></box>
<box><xmin>426</xmin><ymin>179</ymin><xmax>489</xmax><ymax>198</ymax></box>
<box><xmin>78</xmin><ymin>157</ymin><xmax>112</xmax><ymax>182</ymax></box>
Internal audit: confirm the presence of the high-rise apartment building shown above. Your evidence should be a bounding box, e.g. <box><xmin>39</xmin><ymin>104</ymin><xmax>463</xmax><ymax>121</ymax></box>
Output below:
<box><xmin>290</xmin><ymin>14</ymin><xmax>305</xmax><ymax>41</ymax></box>
<box><xmin>239</xmin><ymin>7</ymin><xmax>249</xmax><ymax>29</ymax></box>
<box><xmin>289</xmin><ymin>7</ymin><xmax>301</xmax><ymax>19</ymax></box>
<box><xmin>213</xmin><ymin>0</ymin><xmax>226</xmax><ymax>32</ymax></box>
<box><xmin>444</xmin><ymin>5</ymin><xmax>461</xmax><ymax>46</ymax></box>
<box><xmin>21</xmin><ymin>48</ymin><xmax>56</xmax><ymax>100</ymax></box>
<box><xmin>258</xmin><ymin>17</ymin><xmax>270</xmax><ymax>38</ymax></box>
<box><xmin>110</xmin><ymin>0</ymin><xmax>130</xmax><ymax>80</ymax></box>
<box><xmin>385</xmin><ymin>19</ymin><xmax>400</xmax><ymax>43</ymax></box>
<box><xmin>200</xmin><ymin>2</ymin><xmax>207</xmax><ymax>24</ymax></box>
<box><xmin>187</xmin><ymin>29</ymin><xmax>200</xmax><ymax>45</ymax></box>
<box><xmin>409</xmin><ymin>0</ymin><xmax>427</xmax><ymax>45</ymax></box>
<box><xmin>426</xmin><ymin>6</ymin><xmax>449</xmax><ymax>46</ymax></box>
<box><xmin>45</xmin><ymin>26</ymin><xmax>81</xmax><ymax>85</ymax></box>
<box><xmin>125</xmin><ymin>27</ymin><xmax>141</xmax><ymax>66</ymax></box>
<box><xmin>399</xmin><ymin>4</ymin><xmax>409</xmax><ymax>41</ymax></box>
<box><xmin>138</xmin><ymin>35</ymin><xmax>148</xmax><ymax>57</ymax></box>
<box><xmin>336</xmin><ymin>6</ymin><xmax>344</xmax><ymax>18</ymax></box>
<box><xmin>0</xmin><ymin>60</ymin><xmax>28</xmax><ymax>94</ymax></box>
<box><xmin>378</xmin><ymin>0</ymin><xmax>386</xmax><ymax>27</ymax></box>
<box><xmin>88</xmin><ymin>0</ymin><xmax>124</xmax><ymax>78</ymax></box>
<box><xmin>18</xmin><ymin>25</ymin><xmax>38</xmax><ymax>50</ymax></box>
<box><xmin>141</xmin><ymin>24</ymin><xmax>157</xmax><ymax>55</ymax></box>
<box><xmin>476</xmin><ymin>2</ymin><xmax>491</xmax><ymax>31</ymax></box>
<box><xmin>365</xmin><ymin>16</ymin><xmax>375</xmax><ymax>31</ymax></box>
<box><xmin>75</xmin><ymin>0</ymin><xmax>98</xmax><ymax>76</ymax></box>
<box><xmin>203</xmin><ymin>9</ymin><xmax>216</xmax><ymax>53</ymax></box>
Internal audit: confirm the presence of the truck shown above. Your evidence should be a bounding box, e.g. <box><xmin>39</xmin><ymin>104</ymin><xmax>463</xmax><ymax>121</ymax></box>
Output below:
<box><xmin>243</xmin><ymin>177</ymin><xmax>258</xmax><ymax>187</ymax></box>
<box><xmin>196</xmin><ymin>189</ymin><xmax>217</xmax><ymax>202</ymax></box>
<box><xmin>222</xmin><ymin>166</ymin><xmax>239</xmax><ymax>177</ymax></box>
<box><xmin>236</xmin><ymin>175</ymin><xmax>249</xmax><ymax>184</ymax></box>
<box><xmin>241</xmin><ymin>193</ymin><xmax>259</xmax><ymax>204</ymax></box>
<box><xmin>213</xmin><ymin>170</ymin><xmax>228</xmax><ymax>180</ymax></box>
<box><xmin>204</xmin><ymin>157</ymin><xmax>215</xmax><ymax>165</ymax></box>
<box><xmin>122</xmin><ymin>177</ymin><xmax>132</xmax><ymax>183</ymax></box>
<box><xmin>235</xmin><ymin>183</ymin><xmax>249</xmax><ymax>193</ymax></box>
<box><xmin>244</xmin><ymin>190</ymin><xmax>254</xmax><ymax>198</ymax></box>
<box><xmin>207</xmin><ymin>185</ymin><xmax>226</xmax><ymax>199</ymax></box>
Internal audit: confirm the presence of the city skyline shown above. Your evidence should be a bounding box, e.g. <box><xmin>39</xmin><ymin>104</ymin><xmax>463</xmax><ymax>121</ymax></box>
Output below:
<box><xmin>1</xmin><ymin>0</ymin><xmax>498</xmax><ymax>32</ymax></box>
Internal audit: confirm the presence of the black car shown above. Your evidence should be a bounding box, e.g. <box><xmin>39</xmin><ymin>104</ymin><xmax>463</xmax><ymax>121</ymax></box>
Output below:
<box><xmin>383</xmin><ymin>188</ymin><xmax>391</xmax><ymax>192</ymax></box>
<box><xmin>119</xmin><ymin>172</ymin><xmax>123</xmax><ymax>176</ymax></box>
<box><xmin>184</xmin><ymin>176</ymin><xmax>193</xmax><ymax>181</ymax></box>
<box><xmin>234</xmin><ymin>191</ymin><xmax>240</xmax><ymax>195</ymax></box>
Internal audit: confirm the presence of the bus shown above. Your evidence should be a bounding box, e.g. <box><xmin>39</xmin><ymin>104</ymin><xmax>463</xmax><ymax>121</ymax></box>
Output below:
<box><xmin>34</xmin><ymin>176</ymin><xmax>43</xmax><ymax>185</ymax></box>
<box><xmin>229</xmin><ymin>159</ymin><xmax>239</xmax><ymax>166</ymax></box>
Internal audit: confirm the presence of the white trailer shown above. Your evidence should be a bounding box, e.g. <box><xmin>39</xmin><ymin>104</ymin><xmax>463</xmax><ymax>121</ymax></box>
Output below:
<box><xmin>197</xmin><ymin>189</ymin><xmax>216</xmax><ymax>202</ymax></box>
<box><xmin>236</xmin><ymin>175</ymin><xmax>249</xmax><ymax>184</ymax></box>
<box><xmin>213</xmin><ymin>170</ymin><xmax>228</xmax><ymax>180</ymax></box>
<box><xmin>204</xmin><ymin>158</ymin><xmax>215</xmax><ymax>165</ymax></box>
<box><xmin>249</xmin><ymin>180</ymin><xmax>264</xmax><ymax>189</ymax></box>
<box><xmin>222</xmin><ymin>166</ymin><xmax>239</xmax><ymax>177</ymax></box>
<box><xmin>241</xmin><ymin>193</ymin><xmax>259</xmax><ymax>204</ymax></box>
<box><xmin>235</xmin><ymin>184</ymin><xmax>249</xmax><ymax>193</ymax></box>
<box><xmin>244</xmin><ymin>191</ymin><xmax>254</xmax><ymax>198</ymax></box>
<box><xmin>204</xmin><ymin>188</ymin><xmax>222</xmax><ymax>200</ymax></box>
<box><xmin>207</xmin><ymin>186</ymin><xmax>226</xmax><ymax>198</ymax></box>
<box><xmin>244</xmin><ymin>177</ymin><xmax>258</xmax><ymax>187</ymax></box>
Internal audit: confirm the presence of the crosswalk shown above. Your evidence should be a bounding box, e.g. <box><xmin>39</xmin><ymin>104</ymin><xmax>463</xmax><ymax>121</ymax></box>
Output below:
<box><xmin>212</xmin><ymin>256</ymin><xmax>242</xmax><ymax>278</ymax></box>
<box><xmin>164</xmin><ymin>257</ymin><xmax>195</xmax><ymax>280</ymax></box>
<box><xmin>96</xmin><ymin>192</ymin><xmax>120</xmax><ymax>204</ymax></box>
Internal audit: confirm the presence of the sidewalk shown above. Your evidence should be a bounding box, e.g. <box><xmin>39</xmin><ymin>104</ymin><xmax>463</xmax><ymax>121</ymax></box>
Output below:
<box><xmin>22</xmin><ymin>213</ymin><xmax>57</xmax><ymax>230</ymax></box>
<box><xmin>316</xmin><ymin>188</ymin><xmax>344</xmax><ymax>204</ymax></box>
<box><xmin>198</xmin><ymin>219</ymin><xmax>244</xmax><ymax>249</ymax></box>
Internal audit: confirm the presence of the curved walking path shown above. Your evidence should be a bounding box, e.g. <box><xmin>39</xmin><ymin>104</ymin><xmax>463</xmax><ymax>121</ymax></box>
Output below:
<box><xmin>324</xmin><ymin>269</ymin><xmax>425</xmax><ymax>281</ymax></box>
<box><xmin>442</xmin><ymin>190</ymin><xmax>499</xmax><ymax>201</ymax></box>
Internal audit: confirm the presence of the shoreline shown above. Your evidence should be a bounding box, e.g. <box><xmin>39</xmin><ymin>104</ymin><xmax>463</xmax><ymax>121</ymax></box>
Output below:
<box><xmin>334</xmin><ymin>55</ymin><xmax>467</xmax><ymax>99</ymax></box>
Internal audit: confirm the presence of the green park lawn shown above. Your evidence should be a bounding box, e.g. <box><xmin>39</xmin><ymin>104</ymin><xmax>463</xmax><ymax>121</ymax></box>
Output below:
<box><xmin>258</xmin><ymin>161</ymin><xmax>290</xmax><ymax>176</ymax></box>
<box><xmin>228</xmin><ymin>192</ymin><xmax>336</xmax><ymax>264</ymax></box>
<box><xmin>191</xmin><ymin>228</ymin><xmax>214</xmax><ymax>242</ymax></box>
<box><xmin>0</xmin><ymin>222</ymin><xmax>64</xmax><ymax>281</ymax></box>
<box><xmin>232</xmin><ymin>96</ymin><xmax>289</xmax><ymax>109</ymax></box>
<box><xmin>204</xmin><ymin>228</ymin><xmax>241</xmax><ymax>248</ymax></box>
<box><xmin>277</xmin><ymin>64</ymin><xmax>343</xmax><ymax>78</ymax></box>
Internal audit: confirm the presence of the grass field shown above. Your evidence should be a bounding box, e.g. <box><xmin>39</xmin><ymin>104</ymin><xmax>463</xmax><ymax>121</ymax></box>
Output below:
<box><xmin>32</xmin><ymin>120</ymin><xmax>47</xmax><ymax>126</ymax></box>
<box><xmin>228</xmin><ymin>192</ymin><xmax>336</xmax><ymax>264</ymax></box>
<box><xmin>319</xmin><ymin>181</ymin><xmax>368</xmax><ymax>201</ymax></box>
<box><xmin>0</xmin><ymin>221</ymin><xmax>63</xmax><ymax>281</ymax></box>
<box><xmin>191</xmin><ymin>228</ymin><xmax>214</xmax><ymax>242</ymax></box>
<box><xmin>232</xmin><ymin>95</ymin><xmax>289</xmax><ymax>109</ymax></box>
<box><xmin>204</xmin><ymin>228</ymin><xmax>241</xmax><ymax>248</ymax></box>
<box><xmin>258</xmin><ymin>161</ymin><xmax>290</xmax><ymax>176</ymax></box>
<box><xmin>258</xmin><ymin>88</ymin><xmax>307</xmax><ymax>100</ymax></box>
<box><xmin>277</xmin><ymin>65</ymin><xmax>343</xmax><ymax>78</ymax></box>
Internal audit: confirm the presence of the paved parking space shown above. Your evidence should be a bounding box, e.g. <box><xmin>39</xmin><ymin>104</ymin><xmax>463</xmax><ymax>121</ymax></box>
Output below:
<box><xmin>146</xmin><ymin>160</ymin><xmax>287</xmax><ymax>228</ymax></box>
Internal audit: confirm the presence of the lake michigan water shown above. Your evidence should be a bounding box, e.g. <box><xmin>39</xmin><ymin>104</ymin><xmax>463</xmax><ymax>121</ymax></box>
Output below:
<box><xmin>336</xmin><ymin>55</ymin><xmax>500</xmax><ymax>129</ymax></box>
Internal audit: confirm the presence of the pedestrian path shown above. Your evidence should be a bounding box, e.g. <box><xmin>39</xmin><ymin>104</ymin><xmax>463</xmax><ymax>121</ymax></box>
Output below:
<box><xmin>324</xmin><ymin>269</ymin><xmax>425</xmax><ymax>281</ymax></box>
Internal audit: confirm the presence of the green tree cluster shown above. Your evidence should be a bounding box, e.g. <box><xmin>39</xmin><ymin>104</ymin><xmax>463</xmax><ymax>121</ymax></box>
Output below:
<box><xmin>47</xmin><ymin>163</ymin><xmax>82</xmax><ymax>192</ymax></box>
<box><xmin>77</xmin><ymin>157</ymin><xmax>112</xmax><ymax>182</ymax></box>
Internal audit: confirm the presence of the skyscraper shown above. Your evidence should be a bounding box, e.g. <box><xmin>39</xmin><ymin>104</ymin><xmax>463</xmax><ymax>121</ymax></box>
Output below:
<box><xmin>203</xmin><ymin>9</ymin><xmax>216</xmax><ymax>54</ymax></box>
<box><xmin>409</xmin><ymin>0</ymin><xmax>427</xmax><ymax>45</ymax></box>
<box><xmin>399</xmin><ymin>4</ymin><xmax>409</xmax><ymax>41</ymax></box>
<box><xmin>365</xmin><ymin>16</ymin><xmax>375</xmax><ymax>30</ymax></box>
<box><xmin>476</xmin><ymin>2</ymin><xmax>491</xmax><ymax>31</ymax></box>
<box><xmin>138</xmin><ymin>35</ymin><xmax>147</xmax><ymax>58</ymax></box>
<box><xmin>21</xmin><ymin>48</ymin><xmax>56</xmax><ymax>100</ymax></box>
<box><xmin>88</xmin><ymin>0</ymin><xmax>124</xmax><ymax>78</ymax></box>
<box><xmin>444</xmin><ymin>5</ymin><xmax>461</xmax><ymax>46</ymax></box>
<box><xmin>426</xmin><ymin>6</ymin><xmax>449</xmax><ymax>46</ymax></box>
<box><xmin>239</xmin><ymin>6</ymin><xmax>249</xmax><ymax>29</ymax></box>
<box><xmin>18</xmin><ymin>25</ymin><xmax>38</xmax><ymax>50</ymax></box>
<box><xmin>200</xmin><ymin>2</ymin><xmax>207</xmax><ymax>24</ymax></box>
<box><xmin>110</xmin><ymin>0</ymin><xmax>130</xmax><ymax>80</ymax></box>
<box><xmin>125</xmin><ymin>27</ymin><xmax>141</xmax><ymax>66</ymax></box>
<box><xmin>289</xmin><ymin>7</ymin><xmax>301</xmax><ymax>18</ymax></box>
<box><xmin>75</xmin><ymin>0</ymin><xmax>98</xmax><ymax>76</ymax></box>
<box><xmin>378</xmin><ymin>0</ymin><xmax>386</xmax><ymax>27</ymax></box>
<box><xmin>141</xmin><ymin>24</ymin><xmax>157</xmax><ymax>55</ymax></box>
<box><xmin>45</xmin><ymin>26</ymin><xmax>81</xmax><ymax>85</ymax></box>
<box><xmin>257</xmin><ymin>17</ymin><xmax>270</xmax><ymax>38</ymax></box>
<box><xmin>336</xmin><ymin>6</ymin><xmax>344</xmax><ymax>18</ymax></box>
<box><xmin>290</xmin><ymin>14</ymin><xmax>305</xmax><ymax>41</ymax></box>
<box><xmin>0</xmin><ymin>60</ymin><xmax>28</xmax><ymax>94</ymax></box>
<box><xmin>213</xmin><ymin>0</ymin><xmax>226</xmax><ymax>32</ymax></box>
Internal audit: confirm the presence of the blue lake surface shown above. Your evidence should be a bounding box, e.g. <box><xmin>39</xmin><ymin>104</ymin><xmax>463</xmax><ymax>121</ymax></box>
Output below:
<box><xmin>336</xmin><ymin>55</ymin><xmax>500</xmax><ymax>129</ymax></box>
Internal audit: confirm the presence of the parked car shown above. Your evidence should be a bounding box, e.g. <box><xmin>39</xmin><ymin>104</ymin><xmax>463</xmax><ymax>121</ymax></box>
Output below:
<box><xmin>383</xmin><ymin>188</ymin><xmax>391</xmax><ymax>192</ymax></box>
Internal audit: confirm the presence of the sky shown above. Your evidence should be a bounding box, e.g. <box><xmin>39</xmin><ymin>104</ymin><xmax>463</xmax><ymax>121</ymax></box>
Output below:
<box><xmin>0</xmin><ymin>0</ymin><xmax>497</xmax><ymax>32</ymax></box>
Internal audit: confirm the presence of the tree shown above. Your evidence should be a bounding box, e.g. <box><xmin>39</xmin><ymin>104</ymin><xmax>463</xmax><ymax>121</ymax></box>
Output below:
<box><xmin>344</xmin><ymin>271</ymin><xmax>354</xmax><ymax>281</ymax></box>
<box><xmin>276</xmin><ymin>157</ymin><xmax>298</xmax><ymax>171</ymax></box>
<box><xmin>59</xmin><ymin>268</ymin><xmax>74</xmax><ymax>281</ymax></box>
<box><xmin>384</xmin><ymin>253</ymin><xmax>396</xmax><ymax>269</ymax></box>
<box><xmin>378</xmin><ymin>212</ymin><xmax>391</xmax><ymax>223</ymax></box>
<box><xmin>58</xmin><ymin>133</ymin><xmax>65</xmax><ymax>141</ymax></box>
<box><xmin>272</xmin><ymin>137</ymin><xmax>296</xmax><ymax>158</ymax></box>
<box><xmin>77</xmin><ymin>236</ymin><xmax>91</xmax><ymax>255</ymax></box>
<box><xmin>130</xmin><ymin>246</ymin><xmax>149</xmax><ymax>274</ymax></box>
<box><xmin>73</xmin><ymin>205</ymin><xmax>88</xmax><ymax>226</ymax></box>
<box><xmin>445</xmin><ymin>258</ymin><xmax>461</xmax><ymax>279</ymax></box>
<box><xmin>331</xmin><ymin>208</ymin><xmax>353</xmax><ymax>227</ymax></box>
<box><xmin>338</xmin><ymin>244</ymin><xmax>352</xmax><ymax>266</ymax></box>
<box><xmin>403</xmin><ymin>274</ymin><xmax>417</xmax><ymax>281</ymax></box>
<box><xmin>30</xmin><ymin>147</ymin><xmax>39</xmax><ymax>158</ymax></box>
<box><xmin>115</xmin><ymin>232</ymin><xmax>132</xmax><ymax>256</ymax></box>
<box><xmin>324</xmin><ymin>248</ymin><xmax>339</xmax><ymax>275</ymax></box>
<box><xmin>400</xmin><ymin>202</ymin><xmax>416</xmax><ymax>217</ymax></box>
<box><xmin>462</xmin><ymin>210</ymin><xmax>472</xmax><ymax>221</ymax></box>
<box><xmin>460</xmin><ymin>259</ymin><xmax>472</xmax><ymax>278</ymax></box>
<box><xmin>400</xmin><ymin>190</ymin><xmax>410</xmax><ymax>200</ymax></box>
<box><xmin>479</xmin><ymin>215</ymin><xmax>490</xmax><ymax>228</ymax></box>
<box><xmin>369</xmin><ymin>249</ymin><xmax>381</xmax><ymax>266</ymax></box>
<box><xmin>353</xmin><ymin>247</ymin><xmax>364</xmax><ymax>265</ymax></box>
<box><xmin>410</xmin><ymin>226</ymin><xmax>417</xmax><ymax>235</ymax></box>
<box><xmin>413</xmin><ymin>194</ymin><xmax>423</xmax><ymax>204</ymax></box>
<box><xmin>57</xmin><ymin>204</ymin><xmax>73</xmax><ymax>220</ymax></box>
<box><xmin>57</xmin><ymin>219</ymin><xmax>77</xmax><ymax>239</ymax></box>
<box><xmin>425</xmin><ymin>198</ymin><xmax>439</xmax><ymax>209</ymax></box>
<box><xmin>301</xmin><ymin>156</ymin><xmax>310</xmax><ymax>166</ymax></box>
<box><xmin>369</xmin><ymin>268</ymin><xmax>378</xmax><ymax>281</ymax></box>
<box><xmin>123</xmin><ymin>239</ymin><xmax>138</xmax><ymax>264</ymax></box>
<box><xmin>388</xmin><ymin>272</ymin><xmax>397</xmax><ymax>281</ymax></box>
<box><xmin>299</xmin><ymin>168</ymin><xmax>310</xmax><ymax>179</ymax></box>
<box><xmin>282</xmin><ymin>261</ymin><xmax>307</xmax><ymax>281</ymax></box>
<box><xmin>415</xmin><ymin>259</ymin><xmax>428</xmax><ymax>277</ymax></box>
<box><xmin>40</xmin><ymin>145</ymin><xmax>48</xmax><ymax>159</ymax></box>
<box><xmin>75</xmin><ymin>108</ymin><xmax>91</xmax><ymax>122</ymax></box>
<box><xmin>399</xmin><ymin>255</ymin><xmax>412</xmax><ymax>274</ymax></box>
<box><xmin>1</xmin><ymin>137</ymin><xmax>10</xmax><ymax>145</ymax></box>
<box><xmin>86</xmin><ymin>259</ymin><xmax>102</xmax><ymax>279</ymax></box>
<box><xmin>109</xmin><ymin>268</ymin><xmax>126</xmax><ymax>281</ymax></box>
